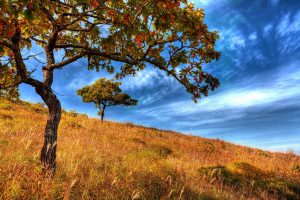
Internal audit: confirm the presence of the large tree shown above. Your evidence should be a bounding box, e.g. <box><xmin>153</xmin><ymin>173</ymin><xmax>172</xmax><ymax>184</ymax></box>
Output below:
<box><xmin>0</xmin><ymin>0</ymin><xmax>220</xmax><ymax>171</ymax></box>
<box><xmin>77</xmin><ymin>78</ymin><xmax>137</xmax><ymax>122</ymax></box>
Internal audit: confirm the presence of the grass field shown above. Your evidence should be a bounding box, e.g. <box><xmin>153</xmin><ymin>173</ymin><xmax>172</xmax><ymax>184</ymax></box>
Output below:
<box><xmin>0</xmin><ymin>98</ymin><xmax>300</xmax><ymax>199</ymax></box>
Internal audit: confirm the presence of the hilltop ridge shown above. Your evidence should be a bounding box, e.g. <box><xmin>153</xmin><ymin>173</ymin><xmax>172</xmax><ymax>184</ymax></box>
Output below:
<box><xmin>0</xmin><ymin>98</ymin><xmax>300</xmax><ymax>199</ymax></box>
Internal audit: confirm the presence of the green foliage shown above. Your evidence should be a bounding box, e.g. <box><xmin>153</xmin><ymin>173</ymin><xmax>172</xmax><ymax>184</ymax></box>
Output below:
<box><xmin>0</xmin><ymin>87</ymin><xmax>19</xmax><ymax>101</ymax></box>
<box><xmin>77</xmin><ymin>78</ymin><xmax>137</xmax><ymax>107</ymax></box>
<box><xmin>77</xmin><ymin>78</ymin><xmax>137</xmax><ymax>120</ymax></box>
<box><xmin>0</xmin><ymin>63</ymin><xmax>20</xmax><ymax>101</ymax></box>
<box><xmin>1</xmin><ymin>0</ymin><xmax>220</xmax><ymax>101</ymax></box>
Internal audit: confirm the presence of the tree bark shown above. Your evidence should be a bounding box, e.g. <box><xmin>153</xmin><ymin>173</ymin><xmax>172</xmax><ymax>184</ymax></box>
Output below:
<box><xmin>100</xmin><ymin>104</ymin><xmax>106</xmax><ymax>122</ymax></box>
<box><xmin>35</xmin><ymin>86</ymin><xmax>61</xmax><ymax>172</ymax></box>
<box><xmin>100</xmin><ymin>108</ymin><xmax>104</xmax><ymax>122</ymax></box>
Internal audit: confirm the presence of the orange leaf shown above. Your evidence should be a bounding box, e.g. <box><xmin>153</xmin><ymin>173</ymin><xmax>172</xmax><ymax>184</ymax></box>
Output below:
<box><xmin>91</xmin><ymin>0</ymin><xmax>99</xmax><ymax>8</ymax></box>
<box><xmin>134</xmin><ymin>35</ymin><xmax>142</xmax><ymax>48</ymax></box>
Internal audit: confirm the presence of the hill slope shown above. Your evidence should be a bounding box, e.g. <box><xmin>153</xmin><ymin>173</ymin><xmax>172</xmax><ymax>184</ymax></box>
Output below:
<box><xmin>0</xmin><ymin>98</ymin><xmax>300</xmax><ymax>200</ymax></box>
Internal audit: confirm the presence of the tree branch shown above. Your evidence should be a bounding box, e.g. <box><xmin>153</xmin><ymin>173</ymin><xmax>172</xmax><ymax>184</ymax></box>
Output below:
<box><xmin>55</xmin><ymin>44</ymin><xmax>85</xmax><ymax>48</ymax></box>
<box><xmin>145</xmin><ymin>58</ymin><xmax>186</xmax><ymax>88</ymax></box>
<box><xmin>49</xmin><ymin>52</ymin><xmax>85</xmax><ymax>69</ymax></box>
<box><xmin>40</xmin><ymin>5</ymin><xmax>56</xmax><ymax>24</ymax></box>
<box><xmin>0</xmin><ymin>38</ymin><xmax>13</xmax><ymax>49</ymax></box>
<box><xmin>49</xmin><ymin>48</ymin><xmax>140</xmax><ymax>70</ymax></box>
<box><xmin>30</xmin><ymin>37</ymin><xmax>47</xmax><ymax>45</ymax></box>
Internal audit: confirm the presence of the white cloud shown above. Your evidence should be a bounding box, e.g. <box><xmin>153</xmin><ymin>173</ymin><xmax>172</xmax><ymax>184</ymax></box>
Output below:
<box><xmin>193</xmin><ymin>0</ymin><xmax>212</xmax><ymax>6</ymax></box>
<box><xmin>67</xmin><ymin>76</ymin><xmax>94</xmax><ymax>90</ymax></box>
<box><xmin>121</xmin><ymin>68</ymin><xmax>175</xmax><ymax>91</ymax></box>
<box><xmin>66</xmin><ymin>72</ymin><xmax>114</xmax><ymax>90</ymax></box>
<box><xmin>277</xmin><ymin>12</ymin><xmax>300</xmax><ymax>37</ymax></box>
<box><xmin>248</xmin><ymin>32</ymin><xmax>257</xmax><ymax>41</ymax></box>
<box><xmin>218</xmin><ymin>29</ymin><xmax>246</xmax><ymax>51</ymax></box>
<box><xmin>121</xmin><ymin>69</ymin><xmax>160</xmax><ymax>90</ymax></box>
<box><xmin>263</xmin><ymin>23</ymin><xmax>273</xmax><ymax>37</ymax></box>
<box><xmin>138</xmin><ymin>88</ymin><xmax>170</xmax><ymax>104</ymax></box>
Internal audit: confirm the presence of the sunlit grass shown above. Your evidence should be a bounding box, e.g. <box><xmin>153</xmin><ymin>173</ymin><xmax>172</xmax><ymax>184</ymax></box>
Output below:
<box><xmin>0</xmin><ymin>98</ymin><xmax>300</xmax><ymax>199</ymax></box>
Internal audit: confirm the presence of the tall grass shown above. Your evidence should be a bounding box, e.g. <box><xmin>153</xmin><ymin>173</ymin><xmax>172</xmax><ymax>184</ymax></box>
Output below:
<box><xmin>0</xmin><ymin>98</ymin><xmax>300</xmax><ymax>199</ymax></box>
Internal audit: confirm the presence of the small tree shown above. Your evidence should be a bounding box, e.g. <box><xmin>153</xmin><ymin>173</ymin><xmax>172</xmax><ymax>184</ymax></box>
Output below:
<box><xmin>77</xmin><ymin>78</ymin><xmax>137</xmax><ymax>122</ymax></box>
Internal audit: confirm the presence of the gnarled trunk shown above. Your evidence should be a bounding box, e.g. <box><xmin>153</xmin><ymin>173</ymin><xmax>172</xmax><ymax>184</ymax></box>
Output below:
<box><xmin>36</xmin><ymin>86</ymin><xmax>61</xmax><ymax>171</ymax></box>
<box><xmin>100</xmin><ymin>108</ymin><xmax>105</xmax><ymax>122</ymax></box>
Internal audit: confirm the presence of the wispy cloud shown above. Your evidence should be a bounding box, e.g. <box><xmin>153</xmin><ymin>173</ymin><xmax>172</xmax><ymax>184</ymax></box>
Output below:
<box><xmin>277</xmin><ymin>11</ymin><xmax>300</xmax><ymax>37</ymax></box>
<box><xmin>121</xmin><ymin>68</ymin><xmax>176</xmax><ymax>91</ymax></box>
<box><xmin>136</xmin><ymin>60</ymin><xmax>300</xmax><ymax>116</ymax></box>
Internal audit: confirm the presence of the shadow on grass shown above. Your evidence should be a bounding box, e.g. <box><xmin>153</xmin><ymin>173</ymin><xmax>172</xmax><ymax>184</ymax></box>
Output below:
<box><xmin>198</xmin><ymin>162</ymin><xmax>300</xmax><ymax>200</ymax></box>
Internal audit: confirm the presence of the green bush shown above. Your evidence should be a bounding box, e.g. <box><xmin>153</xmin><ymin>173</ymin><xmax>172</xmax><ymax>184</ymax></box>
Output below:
<box><xmin>291</xmin><ymin>164</ymin><xmax>300</xmax><ymax>173</ymax></box>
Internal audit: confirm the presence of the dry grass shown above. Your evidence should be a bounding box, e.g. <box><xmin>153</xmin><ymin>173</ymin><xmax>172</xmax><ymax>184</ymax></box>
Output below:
<box><xmin>0</xmin><ymin>98</ymin><xmax>300</xmax><ymax>200</ymax></box>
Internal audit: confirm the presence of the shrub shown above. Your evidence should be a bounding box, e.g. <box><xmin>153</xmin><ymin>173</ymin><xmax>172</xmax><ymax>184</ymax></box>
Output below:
<box><xmin>291</xmin><ymin>164</ymin><xmax>300</xmax><ymax>173</ymax></box>
<box><xmin>0</xmin><ymin>102</ymin><xmax>13</xmax><ymax>110</ymax></box>
<box><xmin>68</xmin><ymin>110</ymin><xmax>79</xmax><ymax>117</ymax></box>
<box><xmin>148</xmin><ymin>144</ymin><xmax>173</xmax><ymax>158</ymax></box>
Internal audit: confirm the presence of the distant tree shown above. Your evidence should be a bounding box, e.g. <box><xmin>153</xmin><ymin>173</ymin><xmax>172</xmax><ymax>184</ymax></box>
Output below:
<box><xmin>77</xmin><ymin>78</ymin><xmax>137</xmax><ymax>122</ymax></box>
<box><xmin>0</xmin><ymin>0</ymin><xmax>220</xmax><ymax>171</ymax></box>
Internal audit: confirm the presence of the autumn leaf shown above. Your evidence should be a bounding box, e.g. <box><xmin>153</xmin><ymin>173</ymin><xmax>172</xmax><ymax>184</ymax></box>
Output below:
<box><xmin>108</xmin><ymin>10</ymin><xmax>115</xmax><ymax>20</ymax></box>
<box><xmin>135</xmin><ymin>35</ymin><xmax>142</xmax><ymax>48</ymax></box>
<box><xmin>91</xmin><ymin>0</ymin><xmax>99</xmax><ymax>8</ymax></box>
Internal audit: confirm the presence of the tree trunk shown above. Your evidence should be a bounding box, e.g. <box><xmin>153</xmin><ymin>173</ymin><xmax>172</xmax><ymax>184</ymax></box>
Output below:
<box><xmin>100</xmin><ymin>109</ymin><xmax>104</xmax><ymax>122</ymax></box>
<box><xmin>35</xmin><ymin>86</ymin><xmax>61</xmax><ymax>172</ymax></box>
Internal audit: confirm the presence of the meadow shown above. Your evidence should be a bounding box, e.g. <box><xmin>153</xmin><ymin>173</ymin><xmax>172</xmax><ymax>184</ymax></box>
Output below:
<box><xmin>0</xmin><ymin>98</ymin><xmax>300</xmax><ymax>199</ymax></box>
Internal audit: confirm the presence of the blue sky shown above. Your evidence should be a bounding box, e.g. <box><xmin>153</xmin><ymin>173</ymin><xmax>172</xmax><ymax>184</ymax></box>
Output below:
<box><xmin>20</xmin><ymin>0</ymin><xmax>300</xmax><ymax>153</ymax></box>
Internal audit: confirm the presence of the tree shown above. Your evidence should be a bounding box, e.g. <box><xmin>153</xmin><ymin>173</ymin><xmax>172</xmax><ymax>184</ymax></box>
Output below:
<box><xmin>77</xmin><ymin>78</ymin><xmax>137</xmax><ymax>122</ymax></box>
<box><xmin>0</xmin><ymin>0</ymin><xmax>221</xmax><ymax>171</ymax></box>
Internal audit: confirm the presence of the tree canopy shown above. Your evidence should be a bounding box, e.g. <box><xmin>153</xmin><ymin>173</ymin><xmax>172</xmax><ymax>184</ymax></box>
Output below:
<box><xmin>0</xmin><ymin>0</ymin><xmax>220</xmax><ymax>100</ymax></box>
<box><xmin>77</xmin><ymin>78</ymin><xmax>137</xmax><ymax>121</ymax></box>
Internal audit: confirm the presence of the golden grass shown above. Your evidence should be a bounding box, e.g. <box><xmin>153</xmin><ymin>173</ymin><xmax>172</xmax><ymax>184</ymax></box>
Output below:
<box><xmin>0</xmin><ymin>98</ymin><xmax>300</xmax><ymax>199</ymax></box>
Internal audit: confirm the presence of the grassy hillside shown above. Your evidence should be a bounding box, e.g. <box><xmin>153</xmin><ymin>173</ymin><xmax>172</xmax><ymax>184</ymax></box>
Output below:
<box><xmin>0</xmin><ymin>98</ymin><xmax>300</xmax><ymax>200</ymax></box>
